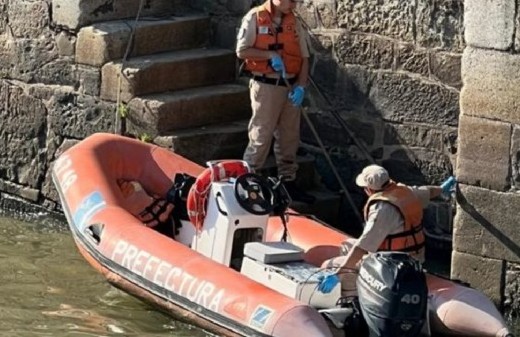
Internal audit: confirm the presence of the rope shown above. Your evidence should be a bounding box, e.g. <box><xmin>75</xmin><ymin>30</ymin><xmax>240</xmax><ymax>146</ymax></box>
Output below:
<box><xmin>114</xmin><ymin>0</ymin><xmax>146</xmax><ymax>135</ymax></box>
<box><xmin>278</xmin><ymin>72</ymin><xmax>364</xmax><ymax>224</ymax></box>
<box><xmin>301</xmin><ymin>108</ymin><xmax>364</xmax><ymax>224</ymax></box>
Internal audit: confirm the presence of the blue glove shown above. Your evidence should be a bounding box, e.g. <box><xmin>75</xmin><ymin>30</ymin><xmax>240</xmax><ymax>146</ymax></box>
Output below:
<box><xmin>269</xmin><ymin>54</ymin><xmax>286</xmax><ymax>79</ymax></box>
<box><xmin>288</xmin><ymin>85</ymin><xmax>305</xmax><ymax>107</ymax></box>
<box><xmin>317</xmin><ymin>274</ymin><xmax>340</xmax><ymax>294</ymax></box>
<box><xmin>441</xmin><ymin>176</ymin><xmax>456</xmax><ymax>197</ymax></box>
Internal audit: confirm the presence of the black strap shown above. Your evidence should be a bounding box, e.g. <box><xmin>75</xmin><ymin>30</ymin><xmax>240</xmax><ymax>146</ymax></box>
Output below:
<box><xmin>166</xmin><ymin>173</ymin><xmax>196</xmax><ymax>235</ymax></box>
<box><xmin>139</xmin><ymin>198</ymin><xmax>175</xmax><ymax>237</ymax></box>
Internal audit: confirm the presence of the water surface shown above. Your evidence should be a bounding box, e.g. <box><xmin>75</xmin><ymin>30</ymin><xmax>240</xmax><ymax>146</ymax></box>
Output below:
<box><xmin>0</xmin><ymin>214</ymin><xmax>517</xmax><ymax>336</ymax></box>
<box><xmin>0</xmin><ymin>215</ymin><xmax>212</xmax><ymax>337</ymax></box>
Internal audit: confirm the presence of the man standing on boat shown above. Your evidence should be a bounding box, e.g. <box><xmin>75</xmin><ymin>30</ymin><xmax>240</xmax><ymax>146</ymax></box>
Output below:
<box><xmin>235</xmin><ymin>0</ymin><xmax>315</xmax><ymax>204</ymax></box>
<box><xmin>317</xmin><ymin>164</ymin><xmax>456</xmax><ymax>297</ymax></box>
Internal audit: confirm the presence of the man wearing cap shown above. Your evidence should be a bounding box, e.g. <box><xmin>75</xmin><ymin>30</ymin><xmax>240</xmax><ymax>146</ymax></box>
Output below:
<box><xmin>317</xmin><ymin>164</ymin><xmax>456</xmax><ymax>296</ymax></box>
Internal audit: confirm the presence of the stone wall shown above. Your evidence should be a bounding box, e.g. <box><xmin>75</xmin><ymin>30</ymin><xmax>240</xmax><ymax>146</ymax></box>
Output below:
<box><xmin>0</xmin><ymin>0</ymin><xmax>518</xmax><ymax>317</ymax></box>
<box><xmin>0</xmin><ymin>0</ymin><xmax>118</xmax><ymax>213</ymax></box>
<box><xmin>454</xmin><ymin>0</ymin><xmax>520</xmax><ymax>318</ymax></box>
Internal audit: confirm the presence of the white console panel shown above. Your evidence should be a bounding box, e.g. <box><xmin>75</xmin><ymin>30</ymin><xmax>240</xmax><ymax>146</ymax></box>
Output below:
<box><xmin>192</xmin><ymin>181</ymin><xmax>268</xmax><ymax>265</ymax></box>
<box><xmin>241</xmin><ymin>256</ymin><xmax>341</xmax><ymax>309</ymax></box>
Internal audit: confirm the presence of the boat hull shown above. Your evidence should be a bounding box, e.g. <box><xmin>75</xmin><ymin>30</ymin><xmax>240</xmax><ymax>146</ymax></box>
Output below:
<box><xmin>52</xmin><ymin>133</ymin><xmax>510</xmax><ymax>337</ymax></box>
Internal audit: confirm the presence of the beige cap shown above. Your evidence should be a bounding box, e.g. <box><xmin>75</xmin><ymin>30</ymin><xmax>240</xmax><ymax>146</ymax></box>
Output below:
<box><xmin>355</xmin><ymin>165</ymin><xmax>390</xmax><ymax>190</ymax></box>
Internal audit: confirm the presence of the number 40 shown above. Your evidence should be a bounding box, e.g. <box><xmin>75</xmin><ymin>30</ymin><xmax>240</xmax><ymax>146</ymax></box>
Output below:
<box><xmin>401</xmin><ymin>294</ymin><xmax>421</xmax><ymax>304</ymax></box>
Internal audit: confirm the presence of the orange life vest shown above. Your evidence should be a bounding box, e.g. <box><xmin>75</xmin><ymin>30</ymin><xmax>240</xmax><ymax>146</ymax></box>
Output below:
<box><xmin>244</xmin><ymin>1</ymin><xmax>303</xmax><ymax>76</ymax></box>
<box><xmin>186</xmin><ymin>160</ymin><xmax>251</xmax><ymax>231</ymax></box>
<box><xmin>364</xmin><ymin>182</ymin><xmax>425</xmax><ymax>254</ymax></box>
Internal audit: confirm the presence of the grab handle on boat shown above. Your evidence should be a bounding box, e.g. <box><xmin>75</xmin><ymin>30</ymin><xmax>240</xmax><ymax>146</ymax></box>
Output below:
<box><xmin>85</xmin><ymin>223</ymin><xmax>104</xmax><ymax>245</ymax></box>
<box><xmin>215</xmin><ymin>192</ymin><xmax>228</xmax><ymax>216</ymax></box>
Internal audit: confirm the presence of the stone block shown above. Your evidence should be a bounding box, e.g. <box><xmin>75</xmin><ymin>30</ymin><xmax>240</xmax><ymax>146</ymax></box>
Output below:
<box><xmin>383</xmin><ymin>148</ymin><xmax>452</xmax><ymax>185</ymax></box>
<box><xmin>153</xmin><ymin>121</ymin><xmax>248</xmax><ymax>165</ymax></box>
<box><xmin>430</xmin><ymin>51</ymin><xmax>462</xmax><ymax>89</ymax></box>
<box><xmin>76</xmin><ymin>16</ymin><xmax>209</xmax><ymax>66</ymax></box>
<box><xmin>0</xmin><ymin>81</ymin><xmax>47</xmax><ymax>190</ymax></box>
<box><xmin>464</xmin><ymin>0</ymin><xmax>515</xmax><ymax>50</ymax></box>
<box><xmin>212</xmin><ymin>17</ymin><xmax>240</xmax><ymax>49</ymax></box>
<box><xmin>299</xmin><ymin>0</ymin><xmax>337</xmax><ymax>29</ymax></box>
<box><xmin>453</xmin><ymin>184</ymin><xmax>520</xmax><ymax>263</ymax></box>
<box><xmin>55</xmin><ymin>32</ymin><xmax>76</xmax><ymax>57</ymax></box>
<box><xmin>461</xmin><ymin>47</ymin><xmax>520</xmax><ymax>125</ymax></box>
<box><xmin>335</xmin><ymin>32</ymin><xmax>394</xmax><ymax>70</ymax></box>
<box><xmin>415</xmin><ymin>0</ymin><xmax>464</xmax><ymax>51</ymax></box>
<box><xmin>77</xmin><ymin>65</ymin><xmax>101</xmax><ymax>96</ymax></box>
<box><xmin>369</xmin><ymin>72</ymin><xmax>460</xmax><ymax>126</ymax></box>
<box><xmin>3</xmin><ymin>35</ymin><xmax>62</xmax><ymax>83</ymax></box>
<box><xmin>8</xmin><ymin>1</ymin><xmax>50</xmax><ymax>38</ymax></box>
<box><xmin>101</xmin><ymin>48</ymin><xmax>236</xmax><ymax>102</ymax></box>
<box><xmin>337</xmin><ymin>0</ymin><xmax>415</xmax><ymax>41</ymax></box>
<box><xmin>47</xmin><ymin>92</ymin><xmax>116</xmax><ymax>139</ymax></box>
<box><xmin>456</xmin><ymin>115</ymin><xmax>511</xmax><ymax>191</ymax></box>
<box><xmin>0</xmin><ymin>180</ymin><xmax>39</xmax><ymax>202</ymax></box>
<box><xmin>33</xmin><ymin>59</ymin><xmax>78</xmax><ymax>87</ymax></box>
<box><xmin>504</xmin><ymin>262</ymin><xmax>520</xmax><ymax>316</ymax></box>
<box><xmin>384</xmin><ymin>123</ymin><xmax>443</xmax><ymax>150</ymax></box>
<box><xmin>396</xmin><ymin>43</ymin><xmax>429</xmax><ymax>77</ymax></box>
<box><xmin>126</xmin><ymin>84</ymin><xmax>250</xmax><ymax>136</ymax></box>
<box><xmin>451</xmin><ymin>251</ymin><xmax>504</xmax><ymax>306</ymax></box>
<box><xmin>52</xmin><ymin>0</ymin><xmax>175</xmax><ymax>30</ymax></box>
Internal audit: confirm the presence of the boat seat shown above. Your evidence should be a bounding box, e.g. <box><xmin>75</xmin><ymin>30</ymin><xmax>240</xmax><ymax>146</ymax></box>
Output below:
<box><xmin>243</xmin><ymin>241</ymin><xmax>304</xmax><ymax>264</ymax></box>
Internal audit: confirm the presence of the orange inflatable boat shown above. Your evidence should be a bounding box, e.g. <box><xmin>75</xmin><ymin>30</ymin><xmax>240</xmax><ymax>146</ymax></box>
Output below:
<box><xmin>51</xmin><ymin>133</ymin><xmax>511</xmax><ymax>337</ymax></box>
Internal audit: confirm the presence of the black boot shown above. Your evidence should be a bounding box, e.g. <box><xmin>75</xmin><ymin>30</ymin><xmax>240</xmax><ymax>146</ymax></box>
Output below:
<box><xmin>282</xmin><ymin>180</ymin><xmax>316</xmax><ymax>204</ymax></box>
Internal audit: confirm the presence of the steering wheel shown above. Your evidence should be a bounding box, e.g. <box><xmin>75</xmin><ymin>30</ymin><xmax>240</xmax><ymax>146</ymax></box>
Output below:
<box><xmin>234</xmin><ymin>173</ymin><xmax>274</xmax><ymax>215</ymax></box>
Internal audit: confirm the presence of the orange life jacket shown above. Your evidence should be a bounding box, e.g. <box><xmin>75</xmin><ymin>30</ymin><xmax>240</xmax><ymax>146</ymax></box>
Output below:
<box><xmin>364</xmin><ymin>182</ymin><xmax>425</xmax><ymax>254</ymax></box>
<box><xmin>244</xmin><ymin>1</ymin><xmax>303</xmax><ymax>76</ymax></box>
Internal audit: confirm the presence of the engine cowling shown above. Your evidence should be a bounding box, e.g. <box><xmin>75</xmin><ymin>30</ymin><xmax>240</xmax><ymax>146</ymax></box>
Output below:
<box><xmin>357</xmin><ymin>252</ymin><xmax>428</xmax><ymax>337</ymax></box>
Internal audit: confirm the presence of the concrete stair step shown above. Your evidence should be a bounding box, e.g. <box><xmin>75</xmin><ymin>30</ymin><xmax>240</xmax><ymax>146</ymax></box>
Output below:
<box><xmin>76</xmin><ymin>15</ymin><xmax>210</xmax><ymax>67</ymax></box>
<box><xmin>153</xmin><ymin>120</ymin><xmax>249</xmax><ymax>165</ymax></box>
<box><xmin>101</xmin><ymin>48</ymin><xmax>237</xmax><ymax>102</ymax></box>
<box><xmin>52</xmin><ymin>0</ymin><xmax>176</xmax><ymax>30</ymax></box>
<box><xmin>258</xmin><ymin>154</ymin><xmax>318</xmax><ymax>190</ymax></box>
<box><xmin>288</xmin><ymin>186</ymin><xmax>342</xmax><ymax>227</ymax></box>
<box><xmin>126</xmin><ymin>84</ymin><xmax>250</xmax><ymax>136</ymax></box>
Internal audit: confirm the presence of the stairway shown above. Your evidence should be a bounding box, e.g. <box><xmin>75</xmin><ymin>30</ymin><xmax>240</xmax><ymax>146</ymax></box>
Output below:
<box><xmin>73</xmin><ymin>8</ymin><xmax>341</xmax><ymax>224</ymax></box>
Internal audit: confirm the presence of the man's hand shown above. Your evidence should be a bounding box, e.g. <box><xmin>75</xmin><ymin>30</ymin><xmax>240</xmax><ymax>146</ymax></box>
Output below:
<box><xmin>441</xmin><ymin>176</ymin><xmax>456</xmax><ymax>198</ymax></box>
<box><xmin>317</xmin><ymin>273</ymin><xmax>340</xmax><ymax>294</ymax></box>
<box><xmin>269</xmin><ymin>54</ymin><xmax>286</xmax><ymax>79</ymax></box>
<box><xmin>288</xmin><ymin>86</ymin><xmax>305</xmax><ymax>107</ymax></box>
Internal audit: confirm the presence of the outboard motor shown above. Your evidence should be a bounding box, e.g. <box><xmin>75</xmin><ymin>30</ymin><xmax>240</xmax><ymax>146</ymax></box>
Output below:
<box><xmin>357</xmin><ymin>252</ymin><xmax>428</xmax><ymax>337</ymax></box>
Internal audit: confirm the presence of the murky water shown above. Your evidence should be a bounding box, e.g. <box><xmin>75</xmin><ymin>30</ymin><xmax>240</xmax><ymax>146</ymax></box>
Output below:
<box><xmin>0</xmin><ymin>213</ymin><xmax>517</xmax><ymax>337</ymax></box>
<box><xmin>0</xmin><ymin>215</ymin><xmax>213</xmax><ymax>337</ymax></box>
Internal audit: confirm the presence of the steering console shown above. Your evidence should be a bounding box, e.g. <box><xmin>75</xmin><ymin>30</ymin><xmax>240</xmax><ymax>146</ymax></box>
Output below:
<box><xmin>234</xmin><ymin>173</ymin><xmax>274</xmax><ymax>215</ymax></box>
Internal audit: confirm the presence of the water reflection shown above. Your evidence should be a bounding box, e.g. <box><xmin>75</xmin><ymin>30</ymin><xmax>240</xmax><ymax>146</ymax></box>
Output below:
<box><xmin>0</xmin><ymin>215</ymin><xmax>212</xmax><ymax>337</ymax></box>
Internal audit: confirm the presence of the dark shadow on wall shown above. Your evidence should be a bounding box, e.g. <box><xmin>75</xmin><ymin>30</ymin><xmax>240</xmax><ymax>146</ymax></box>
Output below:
<box><xmin>297</xmin><ymin>12</ymin><xmax>458</xmax><ymax>239</ymax></box>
